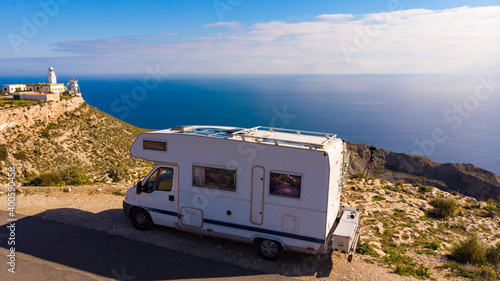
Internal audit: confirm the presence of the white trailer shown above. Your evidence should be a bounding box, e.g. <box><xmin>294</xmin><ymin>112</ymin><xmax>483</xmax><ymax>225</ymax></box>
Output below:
<box><xmin>123</xmin><ymin>126</ymin><xmax>361</xmax><ymax>260</ymax></box>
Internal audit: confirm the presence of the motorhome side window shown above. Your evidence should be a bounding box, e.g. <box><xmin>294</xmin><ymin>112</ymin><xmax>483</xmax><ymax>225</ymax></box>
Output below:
<box><xmin>192</xmin><ymin>165</ymin><xmax>236</xmax><ymax>191</ymax></box>
<box><xmin>145</xmin><ymin>167</ymin><xmax>174</xmax><ymax>192</ymax></box>
<box><xmin>269</xmin><ymin>172</ymin><xmax>301</xmax><ymax>199</ymax></box>
<box><xmin>143</xmin><ymin>140</ymin><xmax>167</xmax><ymax>151</ymax></box>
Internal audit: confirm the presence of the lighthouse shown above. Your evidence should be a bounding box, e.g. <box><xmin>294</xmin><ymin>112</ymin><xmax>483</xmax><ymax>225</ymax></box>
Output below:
<box><xmin>48</xmin><ymin>66</ymin><xmax>57</xmax><ymax>84</ymax></box>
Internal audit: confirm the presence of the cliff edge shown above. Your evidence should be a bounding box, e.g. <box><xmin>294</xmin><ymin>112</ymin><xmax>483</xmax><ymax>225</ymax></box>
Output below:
<box><xmin>0</xmin><ymin>96</ymin><xmax>150</xmax><ymax>181</ymax></box>
<box><xmin>0</xmin><ymin>96</ymin><xmax>85</xmax><ymax>142</ymax></box>
<box><xmin>347</xmin><ymin>142</ymin><xmax>500</xmax><ymax>201</ymax></box>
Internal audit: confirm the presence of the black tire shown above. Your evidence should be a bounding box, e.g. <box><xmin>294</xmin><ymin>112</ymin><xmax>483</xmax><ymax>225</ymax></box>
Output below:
<box><xmin>131</xmin><ymin>208</ymin><xmax>153</xmax><ymax>231</ymax></box>
<box><xmin>256</xmin><ymin>239</ymin><xmax>283</xmax><ymax>260</ymax></box>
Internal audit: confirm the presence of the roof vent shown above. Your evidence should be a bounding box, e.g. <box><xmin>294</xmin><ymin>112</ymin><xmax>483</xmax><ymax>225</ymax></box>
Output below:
<box><xmin>171</xmin><ymin>126</ymin><xmax>194</xmax><ymax>132</ymax></box>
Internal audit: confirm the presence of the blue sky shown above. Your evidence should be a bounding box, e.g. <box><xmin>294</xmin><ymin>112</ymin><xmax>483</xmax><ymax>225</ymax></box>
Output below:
<box><xmin>1</xmin><ymin>0</ymin><xmax>500</xmax><ymax>75</ymax></box>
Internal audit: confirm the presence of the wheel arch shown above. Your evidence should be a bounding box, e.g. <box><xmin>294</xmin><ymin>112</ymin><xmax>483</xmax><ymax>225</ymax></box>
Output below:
<box><xmin>128</xmin><ymin>205</ymin><xmax>140</xmax><ymax>219</ymax></box>
<box><xmin>251</xmin><ymin>235</ymin><xmax>287</xmax><ymax>251</ymax></box>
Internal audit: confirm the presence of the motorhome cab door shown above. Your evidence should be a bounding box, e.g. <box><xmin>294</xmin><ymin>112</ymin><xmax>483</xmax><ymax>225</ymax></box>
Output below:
<box><xmin>139</xmin><ymin>165</ymin><xmax>179</xmax><ymax>228</ymax></box>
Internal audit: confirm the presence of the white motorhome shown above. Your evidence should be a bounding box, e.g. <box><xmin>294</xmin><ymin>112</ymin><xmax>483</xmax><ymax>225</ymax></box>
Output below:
<box><xmin>123</xmin><ymin>126</ymin><xmax>361</xmax><ymax>260</ymax></box>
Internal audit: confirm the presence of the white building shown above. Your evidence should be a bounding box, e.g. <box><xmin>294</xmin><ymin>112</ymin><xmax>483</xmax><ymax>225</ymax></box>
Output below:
<box><xmin>26</xmin><ymin>83</ymin><xmax>66</xmax><ymax>94</ymax></box>
<box><xmin>1</xmin><ymin>67</ymin><xmax>67</xmax><ymax>95</ymax></box>
<box><xmin>1</xmin><ymin>84</ymin><xmax>27</xmax><ymax>94</ymax></box>
<box><xmin>13</xmin><ymin>92</ymin><xmax>60</xmax><ymax>101</ymax></box>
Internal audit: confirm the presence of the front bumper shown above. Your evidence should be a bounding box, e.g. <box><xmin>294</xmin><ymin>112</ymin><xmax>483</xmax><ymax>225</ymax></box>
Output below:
<box><xmin>123</xmin><ymin>200</ymin><xmax>133</xmax><ymax>218</ymax></box>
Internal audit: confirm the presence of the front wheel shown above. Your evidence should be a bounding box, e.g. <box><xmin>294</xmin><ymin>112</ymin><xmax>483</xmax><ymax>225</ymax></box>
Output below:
<box><xmin>131</xmin><ymin>208</ymin><xmax>153</xmax><ymax>231</ymax></box>
<box><xmin>257</xmin><ymin>239</ymin><xmax>283</xmax><ymax>260</ymax></box>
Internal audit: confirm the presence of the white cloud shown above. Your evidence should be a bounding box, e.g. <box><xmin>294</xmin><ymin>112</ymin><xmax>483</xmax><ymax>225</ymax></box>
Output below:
<box><xmin>316</xmin><ymin>14</ymin><xmax>354</xmax><ymax>21</ymax></box>
<box><xmin>49</xmin><ymin>6</ymin><xmax>500</xmax><ymax>74</ymax></box>
<box><xmin>363</xmin><ymin>8</ymin><xmax>434</xmax><ymax>22</ymax></box>
<box><xmin>202</xmin><ymin>22</ymin><xmax>243</xmax><ymax>30</ymax></box>
<box><xmin>127</xmin><ymin>33</ymin><xmax>179</xmax><ymax>38</ymax></box>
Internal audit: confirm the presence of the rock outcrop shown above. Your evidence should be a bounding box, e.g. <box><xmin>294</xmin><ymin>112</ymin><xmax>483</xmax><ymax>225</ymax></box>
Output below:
<box><xmin>0</xmin><ymin>97</ymin><xmax>149</xmax><ymax>182</ymax></box>
<box><xmin>347</xmin><ymin>142</ymin><xmax>500</xmax><ymax>201</ymax></box>
<box><xmin>0</xmin><ymin>96</ymin><xmax>85</xmax><ymax>143</ymax></box>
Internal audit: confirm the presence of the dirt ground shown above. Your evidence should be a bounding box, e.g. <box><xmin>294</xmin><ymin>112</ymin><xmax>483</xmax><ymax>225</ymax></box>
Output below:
<box><xmin>0</xmin><ymin>184</ymin><xmax>428</xmax><ymax>281</ymax></box>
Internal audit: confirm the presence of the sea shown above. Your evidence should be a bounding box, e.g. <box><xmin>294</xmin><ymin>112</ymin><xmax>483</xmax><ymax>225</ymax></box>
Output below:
<box><xmin>2</xmin><ymin>74</ymin><xmax>499</xmax><ymax>175</ymax></box>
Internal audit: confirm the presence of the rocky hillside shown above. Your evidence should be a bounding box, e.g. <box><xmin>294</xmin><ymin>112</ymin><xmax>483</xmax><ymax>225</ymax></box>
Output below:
<box><xmin>1</xmin><ymin>95</ymin><xmax>85</xmax><ymax>141</ymax></box>
<box><xmin>348</xmin><ymin>142</ymin><xmax>500</xmax><ymax>201</ymax></box>
<box><xmin>0</xmin><ymin>96</ymin><xmax>151</xmax><ymax>183</ymax></box>
<box><xmin>344</xmin><ymin>178</ymin><xmax>500</xmax><ymax>280</ymax></box>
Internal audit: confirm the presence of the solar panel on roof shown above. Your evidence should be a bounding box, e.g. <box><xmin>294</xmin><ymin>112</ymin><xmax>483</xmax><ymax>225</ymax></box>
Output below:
<box><xmin>168</xmin><ymin>126</ymin><xmax>338</xmax><ymax>150</ymax></box>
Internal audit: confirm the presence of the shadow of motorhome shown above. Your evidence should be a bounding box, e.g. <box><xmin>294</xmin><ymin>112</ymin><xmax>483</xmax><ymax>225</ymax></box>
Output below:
<box><xmin>133</xmin><ymin>214</ymin><xmax>334</xmax><ymax>278</ymax></box>
<box><xmin>35</xmin><ymin>207</ymin><xmax>127</xmax><ymax>229</ymax></box>
<box><xmin>152</xmin><ymin>225</ymin><xmax>334</xmax><ymax>278</ymax></box>
<box><xmin>0</xmin><ymin>210</ymin><xmax>270</xmax><ymax>280</ymax></box>
<box><xmin>0</xmin><ymin>207</ymin><xmax>334</xmax><ymax>278</ymax></box>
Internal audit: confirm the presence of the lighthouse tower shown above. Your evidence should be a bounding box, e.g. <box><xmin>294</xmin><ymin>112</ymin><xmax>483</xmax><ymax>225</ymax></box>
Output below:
<box><xmin>48</xmin><ymin>66</ymin><xmax>57</xmax><ymax>84</ymax></box>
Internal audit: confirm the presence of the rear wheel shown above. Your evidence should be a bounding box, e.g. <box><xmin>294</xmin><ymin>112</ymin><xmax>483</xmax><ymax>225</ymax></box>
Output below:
<box><xmin>131</xmin><ymin>208</ymin><xmax>153</xmax><ymax>231</ymax></box>
<box><xmin>257</xmin><ymin>239</ymin><xmax>283</xmax><ymax>260</ymax></box>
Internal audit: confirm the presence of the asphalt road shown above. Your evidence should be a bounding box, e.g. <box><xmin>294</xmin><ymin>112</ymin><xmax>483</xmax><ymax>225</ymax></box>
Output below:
<box><xmin>0</xmin><ymin>211</ymin><xmax>288</xmax><ymax>280</ymax></box>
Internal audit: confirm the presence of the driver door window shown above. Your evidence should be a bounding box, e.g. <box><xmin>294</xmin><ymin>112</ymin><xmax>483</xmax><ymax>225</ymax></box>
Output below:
<box><xmin>157</xmin><ymin>168</ymin><xmax>173</xmax><ymax>191</ymax></box>
<box><xmin>145</xmin><ymin>170</ymin><xmax>158</xmax><ymax>192</ymax></box>
<box><xmin>145</xmin><ymin>167</ymin><xmax>173</xmax><ymax>192</ymax></box>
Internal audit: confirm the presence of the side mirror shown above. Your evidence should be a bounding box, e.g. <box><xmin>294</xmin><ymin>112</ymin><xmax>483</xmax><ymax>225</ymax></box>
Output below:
<box><xmin>136</xmin><ymin>181</ymin><xmax>143</xmax><ymax>194</ymax></box>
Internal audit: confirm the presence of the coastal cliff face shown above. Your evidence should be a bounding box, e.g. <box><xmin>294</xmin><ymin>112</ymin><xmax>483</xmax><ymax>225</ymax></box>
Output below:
<box><xmin>0</xmin><ymin>96</ymin><xmax>85</xmax><ymax>143</ymax></box>
<box><xmin>347</xmin><ymin>142</ymin><xmax>500</xmax><ymax>201</ymax></box>
<box><xmin>0</xmin><ymin>96</ymin><xmax>149</xmax><ymax>181</ymax></box>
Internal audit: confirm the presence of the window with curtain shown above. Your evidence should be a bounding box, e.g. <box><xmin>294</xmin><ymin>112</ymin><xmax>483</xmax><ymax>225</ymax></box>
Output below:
<box><xmin>193</xmin><ymin>165</ymin><xmax>236</xmax><ymax>191</ymax></box>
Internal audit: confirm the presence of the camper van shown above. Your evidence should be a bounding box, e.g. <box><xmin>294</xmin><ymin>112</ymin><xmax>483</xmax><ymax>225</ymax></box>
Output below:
<box><xmin>123</xmin><ymin>126</ymin><xmax>361</xmax><ymax>260</ymax></box>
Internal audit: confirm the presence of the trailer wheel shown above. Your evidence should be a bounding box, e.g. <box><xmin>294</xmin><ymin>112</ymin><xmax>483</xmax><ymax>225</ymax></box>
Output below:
<box><xmin>257</xmin><ymin>239</ymin><xmax>283</xmax><ymax>260</ymax></box>
<box><xmin>131</xmin><ymin>208</ymin><xmax>153</xmax><ymax>231</ymax></box>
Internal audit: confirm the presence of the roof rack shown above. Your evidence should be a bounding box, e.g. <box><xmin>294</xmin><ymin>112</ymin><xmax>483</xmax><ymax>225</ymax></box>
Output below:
<box><xmin>232</xmin><ymin>126</ymin><xmax>337</xmax><ymax>150</ymax></box>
